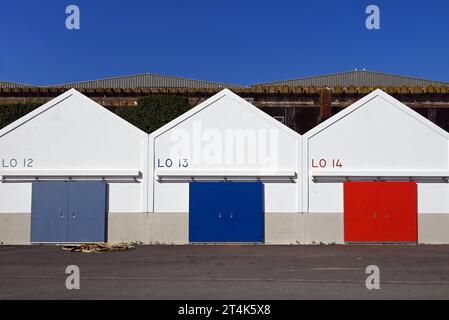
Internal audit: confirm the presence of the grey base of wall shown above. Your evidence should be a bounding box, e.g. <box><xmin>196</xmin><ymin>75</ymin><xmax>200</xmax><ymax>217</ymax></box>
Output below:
<box><xmin>1</xmin><ymin>212</ymin><xmax>449</xmax><ymax>245</ymax></box>
<box><xmin>0</xmin><ymin>213</ymin><xmax>30</xmax><ymax>245</ymax></box>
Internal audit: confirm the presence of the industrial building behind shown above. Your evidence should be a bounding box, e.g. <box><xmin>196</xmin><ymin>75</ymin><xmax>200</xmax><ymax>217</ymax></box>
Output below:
<box><xmin>1</xmin><ymin>70</ymin><xmax>449</xmax><ymax>133</ymax></box>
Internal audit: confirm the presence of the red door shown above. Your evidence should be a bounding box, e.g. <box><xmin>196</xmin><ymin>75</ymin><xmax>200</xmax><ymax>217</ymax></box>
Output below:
<box><xmin>344</xmin><ymin>182</ymin><xmax>417</xmax><ymax>243</ymax></box>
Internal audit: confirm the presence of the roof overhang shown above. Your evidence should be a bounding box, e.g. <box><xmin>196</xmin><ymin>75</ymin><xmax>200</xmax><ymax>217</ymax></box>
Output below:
<box><xmin>0</xmin><ymin>170</ymin><xmax>142</xmax><ymax>182</ymax></box>
<box><xmin>312</xmin><ymin>170</ymin><xmax>449</xmax><ymax>183</ymax></box>
<box><xmin>156</xmin><ymin>170</ymin><xmax>297</xmax><ymax>182</ymax></box>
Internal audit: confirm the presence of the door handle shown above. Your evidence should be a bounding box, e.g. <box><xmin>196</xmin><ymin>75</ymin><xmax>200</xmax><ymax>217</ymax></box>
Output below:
<box><xmin>72</xmin><ymin>212</ymin><xmax>76</xmax><ymax>218</ymax></box>
<box><xmin>60</xmin><ymin>212</ymin><xmax>64</xmax><ymax>219</ymax></box>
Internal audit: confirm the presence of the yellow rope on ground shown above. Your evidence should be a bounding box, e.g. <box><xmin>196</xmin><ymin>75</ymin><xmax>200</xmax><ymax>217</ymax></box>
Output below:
<box><xmin>62</xmin><ymin>242</ymin><xmax>136</xmax><ymax>253</ymax></box>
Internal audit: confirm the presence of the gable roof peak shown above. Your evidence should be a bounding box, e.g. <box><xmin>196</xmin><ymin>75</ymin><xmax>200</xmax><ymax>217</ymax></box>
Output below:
<box><xmin>304</xmin><ymin>89</ymin><xmax>449</xmax><ymax>140</ymax></box>
<box><xmin>0</xmin><ymin>88</ymin><xmax>147</xmax><ymax>139</ymax></box>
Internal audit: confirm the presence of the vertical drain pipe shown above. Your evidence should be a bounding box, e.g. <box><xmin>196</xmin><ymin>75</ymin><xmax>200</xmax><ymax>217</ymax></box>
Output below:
<box><xmin>319</xmin><ymin>87</ymin><xmax>332</xmax><ymax>123</ymax></box>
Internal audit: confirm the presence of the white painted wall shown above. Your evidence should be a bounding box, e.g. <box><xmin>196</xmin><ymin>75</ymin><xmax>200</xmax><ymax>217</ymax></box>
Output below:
<box><xmin>303</xmin><ymin>90</ymin><xmax>449</xmax><ymax>214</ymax></box>
<box><xmin>418</xmin><ymin>184</ymin><xmax>449</xmax><ymax>213</ymax></box>
<box><xmin>0</xmin><ymin>89</ymin><xmax>148</xmax><ymax>213</ymax></box>
<box><xmin>149</xmin><ymin>89</ymin><xmax>302</xmax><ymax>213</ymax></box>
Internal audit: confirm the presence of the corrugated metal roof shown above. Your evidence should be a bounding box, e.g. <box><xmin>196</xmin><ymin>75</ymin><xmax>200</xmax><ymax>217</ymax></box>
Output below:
<box><xmin>3</xmin><ymin>71</ymin><xmax>449</xmax><ymax>90</ymax></box>
<box><xmin>254</xmin><ymin>70</ymin><xmax>449</xmax><ymax>88</ymax></box>
<box><xmin>46</xmin><ymin>73</ymin><xmax>245</xmax><ymax>89</ymax></box>
<box><xmin>0</xmin><ymin>81</ymin><xmax>34</xmax><ymax>88</ymax></box>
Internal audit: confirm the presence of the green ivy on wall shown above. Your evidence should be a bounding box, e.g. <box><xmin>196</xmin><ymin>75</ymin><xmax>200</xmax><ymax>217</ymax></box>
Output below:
<box><xmin>0</xmin><ymin>103</ymin><xmax>41</xmax><ymax>129</ymax></box>
<box><xmin>0</xmin><ymin>95</ymin><xmax>191</xmax><ymax>133</ymax></box>
<box><xmin>116</xmin><ymin>95</ymin><xmax>191</xmax><ymax>133</ymax></box>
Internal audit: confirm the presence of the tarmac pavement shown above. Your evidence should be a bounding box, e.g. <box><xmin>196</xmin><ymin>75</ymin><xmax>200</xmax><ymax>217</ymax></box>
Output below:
<box><xmin>1</xmin><ymin>244</ymin><xmax>449</xmax><ymax>299</ymax></box>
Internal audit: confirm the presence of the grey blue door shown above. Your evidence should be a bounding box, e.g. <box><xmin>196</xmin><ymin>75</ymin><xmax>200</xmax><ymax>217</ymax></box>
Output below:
<box><xmin>30</xmin><ymin>182</ymin><xmax>69</xmax><ymax>243</ymax></box>
<box><xmin>67</xmin><ymin>182</ymin><xmax>106</xmax><ymax>243</ymax></box>
<box><xmin>189</xmin><ymin>182</ymin><xmax>264</xmax><ymax>243</ymax></box>
<box><xmin>31</xmin><ymin>181</ymin><xmax>106</xmax><ymax>243</ymax></box>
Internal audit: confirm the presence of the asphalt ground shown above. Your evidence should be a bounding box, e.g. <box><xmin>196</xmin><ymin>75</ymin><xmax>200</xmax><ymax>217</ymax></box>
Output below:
<box><xmin>1</xmin><ymin>244</ymin><xmax>449</xmax><ymax>299</ymax></box>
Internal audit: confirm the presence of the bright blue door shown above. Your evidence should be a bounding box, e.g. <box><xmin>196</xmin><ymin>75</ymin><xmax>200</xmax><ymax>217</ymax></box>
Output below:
<box><xmin>31</xmin><ymin>182</ymin><xmax>69</xmax><ymax>243</ymax></box>
<box><xmin>189</xmin><ymin>182</ymin><xmax>263</xmax><ymax>243</ymax></box>
<box><xmin>67</xmin><ymin>182</ymin><xmax>106</xmax><ymax>243</ymax></box>
<box><xmin>225</xmin><ymin>182</ymin><xmax>264</xmax><ymax>243</ymax></box>
<box><xmin>189</xmin><ymin>182</ymin><xmax>227</xmax><ymax>242</ymax></box>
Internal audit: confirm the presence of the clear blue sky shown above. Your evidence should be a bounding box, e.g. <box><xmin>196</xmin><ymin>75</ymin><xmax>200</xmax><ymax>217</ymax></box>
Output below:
<box><xmin>1</xmin><ymin>0</ymin><xmax>448</xmax><ymax>86</ymax></box>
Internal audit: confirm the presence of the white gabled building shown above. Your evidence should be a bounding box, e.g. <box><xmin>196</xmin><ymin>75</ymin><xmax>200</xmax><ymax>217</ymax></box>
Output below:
<box><xmin>0</xmin><ymin>89</ymin><xmax>148</xmax><ymax>244</ymax></box>
<box><xmin>148</xmin><ymin>89</ymin><xmax>302</xmax><ymax>244</ymax></box>
<box><xmin>302</xmin><ymin>89</ymin><xmax>449</xmax><ymax>244</ymax></box>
